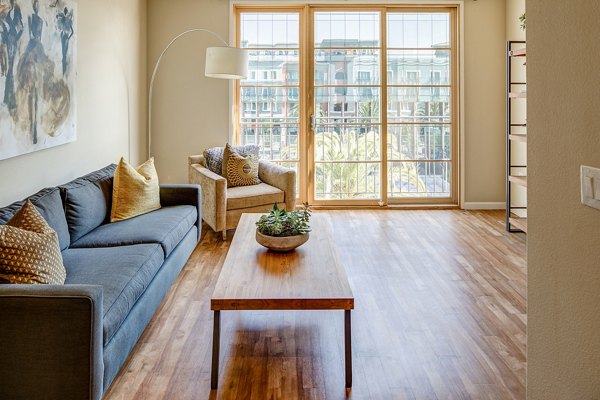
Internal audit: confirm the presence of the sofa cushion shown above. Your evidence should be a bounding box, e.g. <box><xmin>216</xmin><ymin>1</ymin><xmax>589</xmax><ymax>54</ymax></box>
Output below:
<box><xmin>70</xmin><ymin>205</ymin><xmax>197</xmax><ymax>257</ymax></box>
<box><xmin>227</xmin><ymin>183</ymin><xmax>284</xmax><ymax>210</ymax></box>
<box><xmin>110</xmin><ymin>158</ymin><xmax>161</xmax><ymax>223</ymax></box>
<box><xmin>0</xmin><ymin>188</ymin><xmax>70</xmax><ymax>251</ymax></box>
<box><xmin>62</xmin><ymin>244</ymin><xmax>165</xmax><ymax>345</ymax></box>
<box><xmin>59</xmin><ymin>164</ymin><xmax>116</xmax><ymax>243</ymax></box>
<box><xmin>0</xmin><ymin>201</ymin><xmax>66</xmax><ymax>284</ymax></box>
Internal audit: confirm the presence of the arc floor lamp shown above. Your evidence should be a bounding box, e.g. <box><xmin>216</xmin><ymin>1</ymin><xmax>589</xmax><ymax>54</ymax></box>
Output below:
<box><xmin>147</xmin><ymin>28</ymin><xmax>248</xmax><ymax>158</ymax></box>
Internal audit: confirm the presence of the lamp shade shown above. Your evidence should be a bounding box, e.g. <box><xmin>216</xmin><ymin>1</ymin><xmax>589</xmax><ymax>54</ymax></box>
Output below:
<box><xmin>205</xmin><ymin>46</ymin><xmax>247</xmax><ymax>79</ymax></box>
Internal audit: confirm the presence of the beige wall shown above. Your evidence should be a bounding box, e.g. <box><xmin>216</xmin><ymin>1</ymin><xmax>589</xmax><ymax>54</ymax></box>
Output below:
<box><xmin>0</xmin><ymin>0</ymin><xmax>147</xmax><ymax>206</ymax></box>
<box><xmin>463</xmin><ymin>0</ymin><xmax>507</xmax><ymax>205</ymax></box>
<box><xmin>148</xmin><ymin>0</ymin><xmax>511</xmax><ymax>207</ymax></box>
<box><xmin>147</xmin><ymin>0</ymin><xmax>231</xmax><ymax>183</ymax></box>
<box><xmin>528</xmin><ymin>1</ymin><xmax>600</xmax><ymax>398</ymax></box>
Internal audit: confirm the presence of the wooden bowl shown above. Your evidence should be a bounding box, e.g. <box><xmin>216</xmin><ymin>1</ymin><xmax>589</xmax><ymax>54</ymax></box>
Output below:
<box><xmin>255</xmin><ymin>230</ymin><xmax>309</xmax><ymax>252</ymax></box>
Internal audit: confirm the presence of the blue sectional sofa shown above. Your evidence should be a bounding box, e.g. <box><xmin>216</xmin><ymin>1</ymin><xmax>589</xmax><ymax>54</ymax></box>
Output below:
<box><xmin>0</xmin><ymin>165</ymin><xmax>201</xmax><ymax>400</ymax></box>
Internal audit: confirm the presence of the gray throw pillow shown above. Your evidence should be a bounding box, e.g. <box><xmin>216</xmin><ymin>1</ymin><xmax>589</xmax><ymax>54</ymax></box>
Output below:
<box><xmin>203</xmin><ymin>144</ymin><xmax>260</xmax><ymax>176</ymax></box>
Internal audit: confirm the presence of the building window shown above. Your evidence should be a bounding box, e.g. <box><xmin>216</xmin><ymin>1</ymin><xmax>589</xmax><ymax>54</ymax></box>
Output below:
<box><xmin>358</xmin><ymin>71</ymin><xmax>371</xmax><ymax>82</ymax></box>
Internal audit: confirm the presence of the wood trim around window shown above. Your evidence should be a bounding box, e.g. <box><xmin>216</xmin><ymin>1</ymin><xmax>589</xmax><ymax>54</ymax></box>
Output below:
<box><xmin>233</xmin><ymin>4</ymin><xmax>461</xmax><ymax>207</ymax></box>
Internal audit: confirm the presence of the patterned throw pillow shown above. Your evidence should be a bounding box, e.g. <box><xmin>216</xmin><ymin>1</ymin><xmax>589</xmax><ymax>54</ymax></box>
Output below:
<box><xmin>223</xmin><ymin>143</ymin><xmax>261</xmax><ymax>187</ymax></box>
<box><xmin>0</xmin><ymin>201</ymin><xmax>66</xmax><ymax>284</ymax></box>
<box><xmin>111</xmin><ymin>157</ymin><xmax>161</xmax><ymax>222</ymax></box>
<box><xmin>203</xmin><ymin>144</ymin><xmax>260</xmax><ymax>176</ymax></box>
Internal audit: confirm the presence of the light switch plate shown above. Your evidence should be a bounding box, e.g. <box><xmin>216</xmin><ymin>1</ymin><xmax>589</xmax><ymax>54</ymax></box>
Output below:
<box><xmin>581</xmin><ymin>165</ymin><xmax>600</xmax><ymax>210</ymax></box>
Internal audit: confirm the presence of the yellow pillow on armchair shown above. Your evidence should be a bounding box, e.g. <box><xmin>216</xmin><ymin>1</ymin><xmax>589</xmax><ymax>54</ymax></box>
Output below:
<box><xmin>110</xmin><ymin>157</ymin><xmax>161</xmax><ymax>222</ymax></box>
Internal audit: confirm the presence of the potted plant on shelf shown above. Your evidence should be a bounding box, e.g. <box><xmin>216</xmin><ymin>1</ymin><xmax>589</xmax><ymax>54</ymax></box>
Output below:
<box><xmin>255</xmin><ymin>202</ymin><xmax>311</xmax><ymax>252</ymax></box>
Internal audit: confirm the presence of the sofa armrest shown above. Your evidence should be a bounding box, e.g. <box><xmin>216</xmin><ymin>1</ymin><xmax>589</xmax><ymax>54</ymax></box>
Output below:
<box><xmin>259</xmin><ymin>161</ymin><xmax>297</xmax><ymax>211</ymax></box>
<box><xmin>0</xmin><ymin>285</ymin><xmax>103</xmax><ymax>400</ymax></box>
<box><xmin>188</xmin><ymin>164</ymin><xmax>227</xmax><ymax>233</ymax></box>
<box><xmin>160</xmin><ymin>184</ymin><xmax>202</xmax><ymax>242</ymax></box>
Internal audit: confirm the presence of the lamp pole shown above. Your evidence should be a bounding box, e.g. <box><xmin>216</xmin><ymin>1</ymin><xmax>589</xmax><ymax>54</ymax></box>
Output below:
<box><xmin>147</xmin><ymin>29</ymin><xmax>230</xmax><ymax>159</ymax></box>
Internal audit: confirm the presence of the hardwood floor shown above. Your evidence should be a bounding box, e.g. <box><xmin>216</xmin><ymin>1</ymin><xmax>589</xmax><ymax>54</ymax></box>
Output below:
<box><xmin>103</xmin><ymin>210</ymin><xmax>526</xmax><ymax>400</ymax></box>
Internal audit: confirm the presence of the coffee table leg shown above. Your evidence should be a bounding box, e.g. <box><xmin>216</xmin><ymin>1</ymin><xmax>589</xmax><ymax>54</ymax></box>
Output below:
<box><xmin>211</xmin><ymin>310</ymin><xmax>220</xmax><ymax>389</ymax></box>
<box><xmin>345</xmin><ymin>310</ymin><xmax>352</xmax><ymax>388</ymax></box>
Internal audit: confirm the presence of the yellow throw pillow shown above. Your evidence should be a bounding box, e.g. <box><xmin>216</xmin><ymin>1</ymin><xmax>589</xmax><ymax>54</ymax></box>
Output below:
<box><xmin>0</xmin><ymin>201</ymin><xmax>66</xmax><ymax>284</ymax></box>
<box><xmin>111</xmin><ymin>157</ymin><xmax>161</xmax><ymax>222</ymax></box>
<box><xmin>223</xmin><ymin>143</ymin><xmax>260</xmax><ymax>187</ymax></box>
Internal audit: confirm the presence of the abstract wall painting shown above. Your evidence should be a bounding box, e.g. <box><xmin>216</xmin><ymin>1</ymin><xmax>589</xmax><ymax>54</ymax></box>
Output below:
<box><xmin>0</xmin><ymin>0</ymin><xmax>76</xmax><ymax>161</ymax></box>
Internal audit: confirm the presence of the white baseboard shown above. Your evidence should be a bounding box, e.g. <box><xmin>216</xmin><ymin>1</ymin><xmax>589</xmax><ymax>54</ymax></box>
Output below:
<box><xmin>462</xmin><ymin>202</ymin><xmax>505</xmax><ymax>210</ymax></box>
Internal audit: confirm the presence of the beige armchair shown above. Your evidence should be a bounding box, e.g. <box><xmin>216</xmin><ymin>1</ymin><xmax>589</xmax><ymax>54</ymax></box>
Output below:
<box><xmin>188</xmin><ymin>155</ymin><xmax>296</xmax><ymax>239</ymax></box>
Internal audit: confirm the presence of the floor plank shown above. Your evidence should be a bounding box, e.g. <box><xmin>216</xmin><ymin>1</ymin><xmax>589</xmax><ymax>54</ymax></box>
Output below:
<box><xmin>104</xmin><ymin>210</ymin><xmax>526</xmax><ymax>400</ymax></box>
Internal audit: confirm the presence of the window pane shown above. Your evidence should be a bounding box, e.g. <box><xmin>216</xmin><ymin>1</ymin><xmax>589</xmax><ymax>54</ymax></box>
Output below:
<box><xmin>387</xmin><ymin>13</ymin><xmax>450</xmax><ymax>49</ymax></box>
<box><xmin>240</xmin><ymin>87</ymin><xmax>300</xmax><ymax>120</ymax></box>
<box><xmin>240</xmin><ymin>124</ymin><xmax>299</xmax><ymax>161</ymax></box>
<box><xmin>387</xmin><ymin>125</ymin><xmax>451</xmax><ymax>161</ymax></box>
<box><xmin>387</xmin><ymin>161</ymin><xmax>451</xmax><ymax>197</ymax></box>
<box><xmin>387</xmin><ymin>87</ymin><xmax>450</xmax><ymax>123</ymax></box>
<box><xmin>241</xmin><ymin>13</ymin><xmax>299</xmax><ymax>48</ymax></box>
<box><xmin>387</xmin><ymin>50</ymin><xmax>450</xmax><ymax>85</ymax></box>
<box><xmin>316</xmin><ymin>87</ymin><xmax>380</xmax><ymax>124</ymax></box>
<box><xmin>242</xmin><ymin>50</ymin><xmax>300</xmax><ymax>86</ymax></box>
<box><xmin>315</xmin><ymin>162</ymin><xmax>381</xmax><ymax>200</ymax></box>
<box><xmin>314</xmin><ymin>50</ymin><xmax>380</xmax><ymax>85</ymax></box>
<box><xmin>240</xmin><ymin>11</ymin><xmax>301</xmax><ymax>197</ymax></box>
<box><xmin>314</xmin><ymin>126</ymin><xmax>381</xmax><ymax>161</ymax></box>
<box><xmin>315</xmin><ymin>12</ymin><xmax>380</xmax><ymax>48</ymax></box>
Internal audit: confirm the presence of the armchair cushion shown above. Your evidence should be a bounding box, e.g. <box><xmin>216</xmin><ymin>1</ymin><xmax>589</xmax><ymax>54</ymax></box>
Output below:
<box><xmin>227</xmin><ymin>183</ymin><xmax>284</xmax><ymax>210</ymax></box>
<box><xmin>203</xmin><ymin>144</ymin><xmax>260</xmax><ymax>176</ymax></box>
<box><xmin>223</xmin><ymin>143</ymin><xmax>261</xmax><ymax>187</ymax></box>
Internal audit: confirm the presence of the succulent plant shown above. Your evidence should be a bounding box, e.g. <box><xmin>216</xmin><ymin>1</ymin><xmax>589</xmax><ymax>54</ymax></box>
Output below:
<box><xmin>256</xmin><ymin>202</ymin><xmax>311</xmax><ymax>237</ymax></box>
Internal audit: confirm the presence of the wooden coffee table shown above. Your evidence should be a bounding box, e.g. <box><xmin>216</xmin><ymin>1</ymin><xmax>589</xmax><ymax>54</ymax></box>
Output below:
<box><xmin>210</xmin><ymin>213</ymin><xmax>355</xmax><ymax>390</ymax></box>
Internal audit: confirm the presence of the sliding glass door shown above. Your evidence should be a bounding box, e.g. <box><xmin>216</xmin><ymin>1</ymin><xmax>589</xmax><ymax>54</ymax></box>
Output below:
<box><xmin>386</xmin><ymin>11</ymin><xmax>455</xmax><ymax>202</ymax></box>
<box><xmin>311</xmin><ymin>11</ymin><xmax>382</xmax><ymax>203</ymax></box>
<box><xmin>237</xmin><ymin>11</ymin><xmax>304</xmax><ymax>193</ymax></box>
<box><xmin>235</xmin><ymin>5</ymin><xmax>458</xmax><ymax>206</ymax></box>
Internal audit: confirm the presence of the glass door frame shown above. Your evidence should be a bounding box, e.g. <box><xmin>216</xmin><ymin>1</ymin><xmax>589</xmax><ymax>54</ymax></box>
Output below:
<box><xmin>383</xmin><ymin>6</ymin><xmax>459</xmax><ymax>206</ymax></box>
<box><xmin>233</xmin><ymin>4</ymin><xmax>460</xmax><ymax>207</ymax></box>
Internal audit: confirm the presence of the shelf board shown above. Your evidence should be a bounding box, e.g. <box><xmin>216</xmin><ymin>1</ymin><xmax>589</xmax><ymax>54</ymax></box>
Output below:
<box><xmin>511</xmin><ymin>208</ymin><xmax>527</xmax><ymax>218</ymax></box>
<box><xmin>510</xmin><ymin>48</ymin><xmax>527</xmax><ymax>57</ymax></box>
<box><xmin>509</xmin><ymin>216</ymin><xmax>528</xmax><ymax>233</ymax></box>
<box><xmin>509</xmin><ymin>175</ymin><xmax>528</xmax><ymax>187</ymax></box>
<box><xmin>509</xmin><ymin>134</ymin><xmax>527</xmax><ymax>142</ymax></box>
<box><xmin>509</xmin><ymin>92</ymin><xmax>527</xmax><ymax>99</ymax></box>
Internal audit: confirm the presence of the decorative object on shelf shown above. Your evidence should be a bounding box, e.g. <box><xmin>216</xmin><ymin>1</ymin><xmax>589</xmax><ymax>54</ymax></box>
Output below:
<box><xmin>0</xmin><ymin>0</ymin><xmax>77</xmax><ymax>161</ymax></box>
<box><xmin>147</xmin><ymin>28</ymin><xmax>247</xmax><ymax>158</ymax></box>
<box><xmin>519</xmin><ymin>13</ymin><xmax>526</xmax><ymax>31</ymax></box>
<box><xmin>255</xmin><ymin>202</ymin><xmax>311</xmax><ymax>252</ymax></box>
